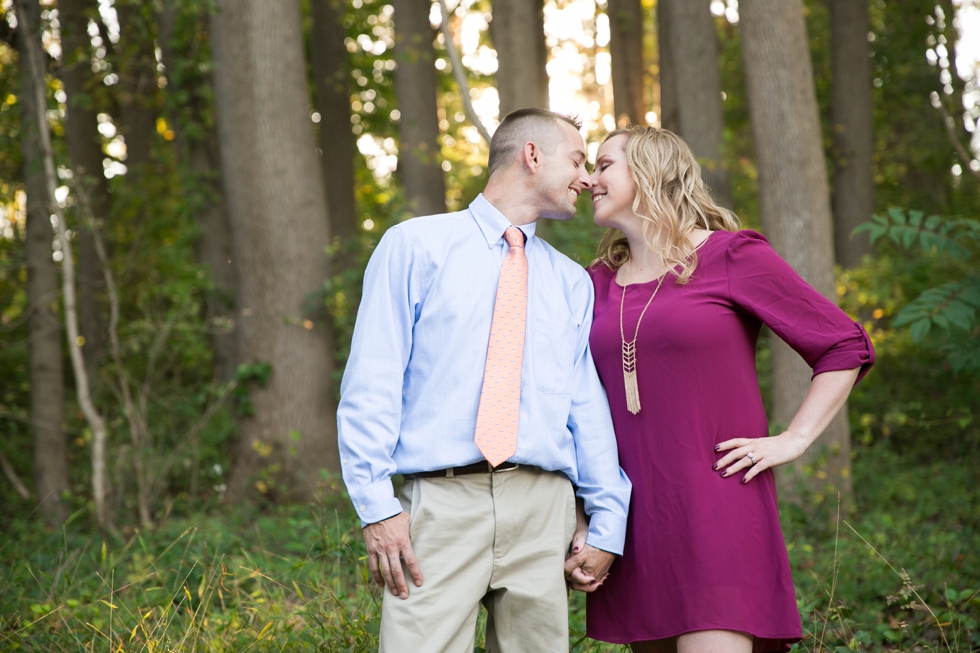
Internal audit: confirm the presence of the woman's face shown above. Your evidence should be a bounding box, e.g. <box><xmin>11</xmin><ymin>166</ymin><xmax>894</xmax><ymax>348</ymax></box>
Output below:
<box><xmin>589</xmin><ymin>134</ymin><xmax>638</xmax><ymax>232</ymax></box>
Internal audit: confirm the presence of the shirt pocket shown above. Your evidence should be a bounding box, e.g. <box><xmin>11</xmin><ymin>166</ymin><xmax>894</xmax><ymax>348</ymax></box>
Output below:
<box><xmin>533</xmin><ymin>316</ymin><xmax>577</xmax><ymax>394</ymax></box>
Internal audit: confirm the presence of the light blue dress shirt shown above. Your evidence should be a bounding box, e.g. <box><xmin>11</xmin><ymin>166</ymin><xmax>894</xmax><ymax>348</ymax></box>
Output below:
<box><xmin>337</xmin><ymin>194</ymin><xmax>631</xmax><ymax>554</ymax></box>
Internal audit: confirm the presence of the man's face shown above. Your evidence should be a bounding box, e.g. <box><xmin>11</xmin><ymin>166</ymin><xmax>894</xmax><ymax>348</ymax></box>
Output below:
<box><xmin>534</xmin><ymin>121</ymin><xmax>592</xmax><ymax>221</ymax></box>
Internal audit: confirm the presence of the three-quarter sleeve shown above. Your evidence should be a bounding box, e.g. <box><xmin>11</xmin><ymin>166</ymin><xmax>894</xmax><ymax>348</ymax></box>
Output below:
<box><xmin>726</xmin><ymin>230</ymin><xmax>874</xmax><ymax>383</ymax></box>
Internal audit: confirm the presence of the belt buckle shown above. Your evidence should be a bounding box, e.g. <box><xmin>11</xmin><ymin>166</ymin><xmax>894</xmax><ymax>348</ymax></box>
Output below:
<box><xmin>491</xmin><ymin>462</ymin><xmax>520</xmax><ymax>473</ymax></box>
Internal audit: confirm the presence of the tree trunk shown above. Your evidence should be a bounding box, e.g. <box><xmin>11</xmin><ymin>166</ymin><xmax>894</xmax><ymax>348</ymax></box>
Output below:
<box><xmin>211</xmin><ymin>0</ymin><xmax>340</xmax><ymax>502</ymax></box>
<box><xmin>656</xmin><ymin>0</ymin><xmax>679</xmax><ymax>132</ymax></box>
<box><xmin>664</xmin><ymin>0</ymin><xmax>731</xmax><ymax>207</ymax></box>
<box><xmin>490</xmin><ymin>0</ymin><xmax>549</xmax><ymax>116</ymax></box>
<box><xmin>157</xmin><ymin>3</ymin><xmax>238</xmax><ymax>383</ymax></box>
<box><xmin>311</xmin><ymin>0</ymin><xmax>359</xmax><ymax>265</ymax></box>
<box><xmin>739</xmin><ymin>0</ymin><xmax>853</xmax><ymax>503</ymax></box>
<box><xmin>391</xmin><ymin>0</ymin><xmax>447</xmax><ymax>216</ymax></box>
<box><xmin>58</xmin><ymin>0</ymin><xmax>109</xmax><ymax>378</ymax></box>
<box><xmin>18</xmin><ymin>0</ymin><xmax>69</xmax><ymax>526</ymax></box>
<box><xmin>829</xmin><ymin>0</ymin><xmax>874</xmax><ymax>268</ymax></box>
<box><xmin>607</xmin><ymin>0</ymin><xmax>647</xmax><ymax>126</ymax></box>
<box><xmin>114</xmin><ymin>1</ymin><xmax>157</xmax><ymax>175</ymax></box>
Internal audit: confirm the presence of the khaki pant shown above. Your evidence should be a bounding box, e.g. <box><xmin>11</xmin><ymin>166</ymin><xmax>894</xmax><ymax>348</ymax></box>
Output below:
<box><xmin>378</xmin><ymin>467</ymin><xmax>577</xmax><ymax>653</ymax></box>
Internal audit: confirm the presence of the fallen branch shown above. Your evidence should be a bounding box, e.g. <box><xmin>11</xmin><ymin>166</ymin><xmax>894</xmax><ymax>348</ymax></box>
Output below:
<box><xmin>0</xmin><ymin>449</ymin><xmax>31</xmax><ymax>499</ymax></box>
<box><xmin>15</xmin><ymin>0</ymin><xmax>110</xmax><ymax>528</ymax></box>
<box><xmin>436</xmin><ymin>0</ymin><xmax>493</xmax><ymax>145</ymax></box>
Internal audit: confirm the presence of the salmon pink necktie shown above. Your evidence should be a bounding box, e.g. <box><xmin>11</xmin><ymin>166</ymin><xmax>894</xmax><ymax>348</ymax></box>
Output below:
<box><xmin>474</xmin><ymin>227</ymin><xmax>528</xmax><ymax>467</ymax></box>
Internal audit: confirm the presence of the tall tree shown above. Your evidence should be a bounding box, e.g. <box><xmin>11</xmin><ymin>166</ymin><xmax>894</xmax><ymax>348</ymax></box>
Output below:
<box><xmin>311</xmin><ymin>0</ymin><xmax>359</xmax><ymax>265</ymax></box>
<box><xmin>656</xmin><ymin>0</ymin><xmax>679</xmax><ymax>132</ymax></box>
<box><xmin>391</xmin><ymin>0</ymin><xmax>447</xmax><ymax>216</ymax></box>
<box><xmin>663</xmin><ymin>0</ymin><xmax>730</xmax><ymax>207</ymax></box>
<box><xmin>16</xmin><ymin>0</ymin><xmax>69</xmax><ymax>525</ymax></box>
<box><xmin>114</xmin><ymin>1</ymin><xmax>157</xmax><ymax>175</ymax></box>
<box><xmin>58</xmin><ymin>0</ymin><xmax>109</xmax><ymax>377</ymax></box>
<box><xmin>829</xmin><ymin>0</ymin><xmax>874</xmax><ymax>267</ymax></box>
<box><xmin>739</xmin><ymin>0</ymin><xmax>853</xmax><ymax>501</ymax></box>
<box><xmin>157</xmin><ymin>2</ymin><xmax>238</xmax><ymax>382</ymax></box>
<box><xmin>490</xmin><ymin>0</ymin><xmax>549</xmax><ymax>116</ymax></box>
<box><xmin>211</xmin><ymin>0</ymin><xmax>339</xmax><ymax>501</ymax></box>
<box><xmin>607</xmin><ymin>0</ymin><xmax>647</xmax><ymax>126</ymax></box>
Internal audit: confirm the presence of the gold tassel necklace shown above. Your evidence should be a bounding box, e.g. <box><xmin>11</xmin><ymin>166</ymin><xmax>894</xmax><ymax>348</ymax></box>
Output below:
<box><xmin>619</xmin><ymin>261</ymin><xmax>667</xmax><ymax>415</ymax></box>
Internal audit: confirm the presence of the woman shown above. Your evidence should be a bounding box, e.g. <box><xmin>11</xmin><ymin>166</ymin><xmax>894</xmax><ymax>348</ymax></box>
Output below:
<box><xmin>573</xmin><ymin>126</ymin><xmax>874</xmax><ymax>652</ymax></box>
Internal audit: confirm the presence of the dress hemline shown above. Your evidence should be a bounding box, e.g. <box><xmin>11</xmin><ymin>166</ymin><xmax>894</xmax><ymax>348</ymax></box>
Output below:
<box><xmin>587</xmin><ymin>623</ymin><xmax>802</xmax><ymax>652</ymax></box>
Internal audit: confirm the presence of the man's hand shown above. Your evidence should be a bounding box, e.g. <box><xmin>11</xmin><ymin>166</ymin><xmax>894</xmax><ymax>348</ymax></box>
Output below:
<box><xmin>564</xmin><ymin>544</ymin><xmax>615</xmax><ymax>593</ymax></box>
<box><xmin>362</xmin><ymin>512</ymin><xmax>423</xmax><ymax>599</ymax></box>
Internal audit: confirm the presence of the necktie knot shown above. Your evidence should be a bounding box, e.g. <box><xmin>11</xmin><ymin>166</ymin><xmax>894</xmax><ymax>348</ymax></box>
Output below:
<box><xmin>504</xmin><ymin>227</ymin><xmax>525</xmax><ymax>249</ymax></box>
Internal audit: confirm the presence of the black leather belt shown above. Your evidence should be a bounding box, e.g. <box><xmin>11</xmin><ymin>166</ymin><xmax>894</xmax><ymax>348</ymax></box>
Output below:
<box><xmin>412</xmin><ymin>461</ymin><xmax>529</xmax><ymax>478</ymax></box>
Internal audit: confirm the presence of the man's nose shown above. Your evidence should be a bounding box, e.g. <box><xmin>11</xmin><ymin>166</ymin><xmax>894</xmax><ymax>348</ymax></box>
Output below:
<box><xmin>579</xmin><ymin>170</ymin><xmax>594</xmax><ymax>188</ymax></box>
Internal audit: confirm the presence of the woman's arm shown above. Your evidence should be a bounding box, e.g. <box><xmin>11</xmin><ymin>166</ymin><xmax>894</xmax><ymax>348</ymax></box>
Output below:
<box><xmin>714</xmin><ymin>367</ymin><xmax>860</xmax><ymax>483</ymax></box>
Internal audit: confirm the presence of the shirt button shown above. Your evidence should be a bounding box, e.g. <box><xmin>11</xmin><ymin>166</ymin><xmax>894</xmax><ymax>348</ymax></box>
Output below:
<box><xmin>359</xmin><ymin>505</ymin><xmax>367</xmax><ymax>511</ymax></box>
<box><xmin>341</xmin><ymin>458</ymin><xmax>347</xmax><ymax>464</ymax></box>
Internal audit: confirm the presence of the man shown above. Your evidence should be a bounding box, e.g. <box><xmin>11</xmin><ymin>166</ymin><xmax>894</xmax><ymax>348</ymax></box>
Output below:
<box><xmin>337</xmin><ymin>108</ymin><xmax>631</xmax><ymax>652</ymax></box>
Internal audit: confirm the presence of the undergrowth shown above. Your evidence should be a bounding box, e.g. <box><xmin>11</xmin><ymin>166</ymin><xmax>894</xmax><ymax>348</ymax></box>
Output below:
<box><xmin>1</xmin><ymin>445</ymin><xmax>976</xmax><ymax>652</ymax></box>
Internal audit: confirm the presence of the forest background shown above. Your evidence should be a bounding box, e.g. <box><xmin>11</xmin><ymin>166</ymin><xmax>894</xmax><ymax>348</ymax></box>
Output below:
<box><xmin>0</xmin><ymin>0</ymin><xmax>979</xmax><ymax>650</ymax></box>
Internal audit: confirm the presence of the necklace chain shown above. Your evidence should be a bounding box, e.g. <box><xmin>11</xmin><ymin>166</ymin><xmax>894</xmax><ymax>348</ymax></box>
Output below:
<box><xmin>618</xmin><ymin>260</ymin><xmax>667</xmax><ymax>415</ymax></box>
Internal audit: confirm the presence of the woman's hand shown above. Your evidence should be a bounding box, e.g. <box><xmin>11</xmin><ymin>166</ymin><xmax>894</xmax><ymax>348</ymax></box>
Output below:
<box><xmin>713</xmin><ymin>431</ymin><xmax>809</xmax><ymax>483</ymax></box>
<box><xmin>713</xmin><ymin>368</ymin><xmax>862</xmax><ymax>483</ymax></box>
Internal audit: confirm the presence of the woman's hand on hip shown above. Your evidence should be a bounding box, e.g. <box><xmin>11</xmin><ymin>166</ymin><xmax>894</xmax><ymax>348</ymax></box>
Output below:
<box><xmin>713</xmin><ymin>431</ymin><xmax>809</xmax><ymax>483</ymax></box>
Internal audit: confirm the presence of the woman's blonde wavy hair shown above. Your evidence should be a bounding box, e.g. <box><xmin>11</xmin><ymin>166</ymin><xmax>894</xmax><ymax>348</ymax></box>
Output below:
<box><xmin>594</xmin><ymin>126</ymin><xmax>739</xmax><ymax>283</ymax></box>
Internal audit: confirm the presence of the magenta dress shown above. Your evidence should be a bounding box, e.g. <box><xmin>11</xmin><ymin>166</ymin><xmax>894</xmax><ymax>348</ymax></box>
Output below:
<box><xmin>585</xmin><ymin>230</ymin><xmax>874</xmax><ymax>651</ymax></box>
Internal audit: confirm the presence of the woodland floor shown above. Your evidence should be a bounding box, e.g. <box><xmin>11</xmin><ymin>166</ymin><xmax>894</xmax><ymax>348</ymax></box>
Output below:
<box><xmin>1</xmin><ymin>444</ymin><xmax>977</xmax><ymax>653</ymax></box>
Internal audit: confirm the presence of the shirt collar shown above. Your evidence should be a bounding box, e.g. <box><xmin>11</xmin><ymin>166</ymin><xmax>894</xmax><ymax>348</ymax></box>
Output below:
<box><xmin>469</xmin><ymin>194</ymin><xmax>537</xmax><ymax>249</ymax></box>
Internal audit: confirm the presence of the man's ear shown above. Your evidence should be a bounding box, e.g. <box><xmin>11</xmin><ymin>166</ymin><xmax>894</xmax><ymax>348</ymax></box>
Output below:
<box><xmin>521</xmin><ymin>142</ymin><xmax>540</xmax><ymax>174</ymax></box>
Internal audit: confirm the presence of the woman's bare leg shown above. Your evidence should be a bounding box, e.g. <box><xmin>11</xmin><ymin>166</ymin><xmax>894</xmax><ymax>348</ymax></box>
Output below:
<box><xmin>631</xmin><ymin>637</ymin><xmax>676</xmax><ymax>653</ymax></box>
<box><xmin>676</xmin><ymin>630</ymin><xmax>752</xmax><ymax>653</ymax></box>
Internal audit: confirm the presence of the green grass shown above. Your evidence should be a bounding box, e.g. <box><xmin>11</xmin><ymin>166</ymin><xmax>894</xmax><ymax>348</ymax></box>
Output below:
<box><xmin>1</xmin><ymin>445</ymin><xmax>977</xmax><ymax>652</ymax></box>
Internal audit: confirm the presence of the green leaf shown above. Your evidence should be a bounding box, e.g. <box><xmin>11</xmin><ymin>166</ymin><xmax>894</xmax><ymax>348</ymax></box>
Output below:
<box><xmin>910</xmin><ymin>318</ymin><xmax>931</xmax><ymax>343</ymax></box>
<box><xmin>942</xmin><ymin>301</ymin><xmax>975</xmax><ymax>330</ymax></box>
<box><xmin>909</xmin><ymin>210</ymin><xmax>924</xmax><ymax>226</ymax></box>
<box><xmin>901</xmin><ymin>226</ymin><xmax>917</xmax><ymax>249</ymax></box>
<box><xmin>868</xmin><ymin>225</ymin><xmax>888</xmax><ymax>243</ymax></box>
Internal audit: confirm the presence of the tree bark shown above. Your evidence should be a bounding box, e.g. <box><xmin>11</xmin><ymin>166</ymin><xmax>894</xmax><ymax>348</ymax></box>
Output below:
<box><xmin>829</xmin><ymin>0</ymin><xmax>874</xmax><ymax>268</ymax></box>
<box><xmin>608</xmin><ymin>0</ymin><xmax>647</xmax><ymax>126</ymax></box>
<box><xmin>490</xmin><ymin>0</ymin><xmax>549</xmax><ymax>116</ymax></box>
<box><xmin>157</xmin><ymin>3</ymin><xmax>238</xmax><ymax>383</ymax></box>
<box><xmin>211</xmin><ymin>0</ymin><xmax>339</xmax><ymax>502</ymax></box>
<box><xmin>58</xmin><ymin>0</ymin><xmax>108</xmax><ymax>378</ymax></box>
<box><xmin>114</xmin><ymin>1</ymin><xmax>157</xmax><ymax>175</ymax></box>
<box><xmin>664</xmin><ymin>0</ymin><xmax>731</xmax><ymax>207</ymax></box>
<box><xmin>391</xmin><ymin>0</ymin><xmax>447</xmax><ymax>216</ymax></box>
<box><xmin>17</xmin><ymin>0</ymin><xmax>110</xmax><ymax>528</ymax></box>
<box><xmin>657</xmin><ymin>0</ymin><xmax>679</xmax><ymax>132</ymax></box>
<box><xmin>311</xmin><ymin>0</ymin><xmax>359</xmax><ymax>265</ymax></box>
<box><xmin>739</xmin><ymin>0</ymin><xmax>853</xmax><ymax>503</ymax></box>
<box><xmin>18</xmin><ymin>0</ymin><xmax>69</xmax><ymax>526</ymax></box>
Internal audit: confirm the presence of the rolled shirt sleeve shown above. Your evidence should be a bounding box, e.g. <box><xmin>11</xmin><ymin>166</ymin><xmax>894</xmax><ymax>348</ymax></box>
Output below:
<box><xmin>726</xmin><ymin>230</ymin><xmax>875</xmax><ymax>383</ymax></box>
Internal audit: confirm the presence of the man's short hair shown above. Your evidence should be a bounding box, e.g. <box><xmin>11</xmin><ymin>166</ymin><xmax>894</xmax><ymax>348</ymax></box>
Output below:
<box><xmin>487</xmin><ymin>108</ymin><xmax>583</xmax><ymax>176</ymax></box>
